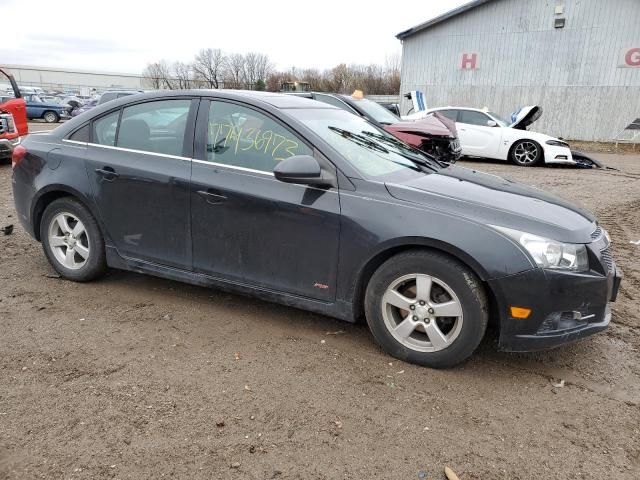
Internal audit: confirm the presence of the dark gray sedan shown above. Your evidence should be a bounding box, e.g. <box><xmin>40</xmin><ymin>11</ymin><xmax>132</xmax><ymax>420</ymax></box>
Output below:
<box><xmin>10</xmin><ymin>90</ymin><xmax>621</xmax><ymax>368</ymax></box>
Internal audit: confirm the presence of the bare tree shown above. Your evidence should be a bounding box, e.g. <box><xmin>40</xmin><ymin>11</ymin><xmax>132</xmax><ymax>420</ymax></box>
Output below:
<box><xmin>299</xmin><ymin>68</ymin><xmax>321</xmax><ymax>90</ymax></box>
<box><xmin>142</xmin><ymin>50</ymin><xmax>401</xmax><ymax>95</ymax></box>
<box><xmin>384</xmin><ymin>52</ymin><xmax>401</xmax><ymax>94</ymax></box>
<box><xmin>224</xmin><ymin>53</ymin><xmax>246</xmax><ymax>89</ymax></box>
<box><xmin>266</xmin><ymin>71</ymin><xmax>288</xmax><ymax>92</ymax></box>
<box><xmin>243</xmin><ymin>52</ymin><xmax>259</xmax><ymax>87</ymax></box>
<box><xmin>142</xmin><ymin>61</ymin><xmax>173</xmax><ymax>90</ymax></box>
<box><xmin>171</xmin><ymin>62</ymin><xmax>193</xmax><ymax>89</ymax></box>
<box><xmin>193</xmin><ymin>48</ymin><xmax>225</xmax><ymax>89</ymax></box>
<box><xmin>321</xmin><ymin>63</ymin><xmax>350</xmax><ymax>93</ymax></box>
<box><xmin>254</xmin><ymin>53</ymin><xmax>273</xmax><ymax>84</ymax></box>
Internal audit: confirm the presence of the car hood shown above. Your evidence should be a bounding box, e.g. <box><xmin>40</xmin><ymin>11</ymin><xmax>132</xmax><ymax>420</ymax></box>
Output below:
<box><xmin>385</xmin><ymin>113</ymin><xmax>456</xmax><ymax>138</ymax></box>
<box><xmin>385</xmin><ymin>165</ymin><xmax>595</xmax><ymax>243</ymax></box>
<box><xmin>509</xmin><ymin>105</ymin><xmax>542</xmax><ymax>129</ymax></box>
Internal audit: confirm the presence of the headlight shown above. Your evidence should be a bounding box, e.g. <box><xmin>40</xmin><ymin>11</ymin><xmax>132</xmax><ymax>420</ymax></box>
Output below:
<box><xmin>491</xmin><ymin>226</ymin><xmax>589</xmax><ymax>271</ymax></box>
<box><xmin>545</xmin><ymin>139</ymin><xmax>570</xmax><ymax>148</ymax></box>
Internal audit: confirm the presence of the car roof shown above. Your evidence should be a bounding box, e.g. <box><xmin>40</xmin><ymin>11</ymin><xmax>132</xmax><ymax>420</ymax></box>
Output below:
<box><xmin>52</xmin><ymin>89</ymin><xmax>338</xmax><ymax>139</ymax></box>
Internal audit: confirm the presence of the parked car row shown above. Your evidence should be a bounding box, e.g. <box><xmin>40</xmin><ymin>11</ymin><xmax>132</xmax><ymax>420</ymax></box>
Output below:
<box><xmin>0</xmin><ymin>87</ymin><xmax>145</xmax><ymax>123</ymax></box>
<box><xmin>11</xmin><ymin>90</ymin><xmax>620</xmax><ymax>368</ymax></box>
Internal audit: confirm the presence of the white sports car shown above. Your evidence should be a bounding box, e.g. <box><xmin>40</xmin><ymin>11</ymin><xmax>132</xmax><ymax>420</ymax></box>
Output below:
<box><xmin>405</xmin><ymin>106</ymin><xmax>574</xmax><ymax>167</ymax></box>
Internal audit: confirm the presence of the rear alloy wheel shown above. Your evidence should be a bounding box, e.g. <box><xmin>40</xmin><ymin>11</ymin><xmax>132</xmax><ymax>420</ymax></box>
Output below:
<box><xmin>43</xmin><ymin>111</ymin><xmax>59</xmax><ymax>123</ymax></box>
<box><xmin>510</xmin><ymin>140</ymin><xmax>542</xmax><ymax>166</ymax></box>
<box><xmin>365</xmin><ymin>250</ymin><xmax>488</xmax><ymax>368</ymax></box>
<box><xmin>41</xmin><ymin>198</ymin><xmax>107</xmax><ymax>282</ymax></box>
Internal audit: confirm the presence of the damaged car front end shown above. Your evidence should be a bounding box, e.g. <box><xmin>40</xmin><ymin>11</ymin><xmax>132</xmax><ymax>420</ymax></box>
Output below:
<box><xmin>384</xmin><ymin>111</ymin><xmax>461</xmax><ymax>163</ymax></box>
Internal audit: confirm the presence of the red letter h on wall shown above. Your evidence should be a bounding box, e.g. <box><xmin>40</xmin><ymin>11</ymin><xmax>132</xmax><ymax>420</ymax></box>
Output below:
<box><xmin>461</xmin><ymin>53</ymin><xmax>478</xmax><ymax>70</ymax></box>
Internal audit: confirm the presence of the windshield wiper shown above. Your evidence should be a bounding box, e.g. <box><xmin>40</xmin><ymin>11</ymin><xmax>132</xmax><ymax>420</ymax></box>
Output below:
<box><xmin>328</xmin><ymin>126</ymin><xmax>427</xmax><ymax>173</ymax></box>
<box><xmin>328</xmin><ymin>126</ymin><xmax>389</xmax><ymax>154</ymax></box>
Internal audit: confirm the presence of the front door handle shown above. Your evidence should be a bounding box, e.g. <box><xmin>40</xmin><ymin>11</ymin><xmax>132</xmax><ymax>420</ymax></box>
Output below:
<box><xmin>95</xmin><ymin>167</ymin><xmax>119</xmax><ymax>181</ymax></box>
<box><xmin>197</xmin><ymin>190</ymin><xmax>227</xmax><ymax>205</ymax></box>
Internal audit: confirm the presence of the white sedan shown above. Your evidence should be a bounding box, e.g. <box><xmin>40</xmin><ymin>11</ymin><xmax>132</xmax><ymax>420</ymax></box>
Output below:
<box><xmin>405</xmin><ymin>106</ymin><xmax>574</xmax><ymax>167</ymax></box>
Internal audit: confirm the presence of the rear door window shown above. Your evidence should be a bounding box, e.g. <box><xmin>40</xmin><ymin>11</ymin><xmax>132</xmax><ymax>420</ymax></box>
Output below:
<box><xmin>117</xmin><ymin>99</ymin><xmax>191</xmax><ymax>156</ymax></box>
<box><xmin>437</xmin><ymin>109</ymin><xmax>459</xmax><ymax>122</ymax></box>
<box><xmin>458</xmin><ymin>110</ymin><xmax>491</xmax><ymax>126</ymax></box>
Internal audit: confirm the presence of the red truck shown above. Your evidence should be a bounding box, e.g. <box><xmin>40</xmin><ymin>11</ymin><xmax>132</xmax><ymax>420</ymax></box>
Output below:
<box><xmin>0</xmin><ymin>68</ymin><xmax>28</xmax><ymax>160</ymax></box>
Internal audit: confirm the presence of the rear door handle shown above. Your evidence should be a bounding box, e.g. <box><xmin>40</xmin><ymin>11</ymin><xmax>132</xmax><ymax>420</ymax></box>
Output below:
<box><xmin>197</xmin><ymin>190</ymin><xmax>227</xmax><ymax>205</ymax></box>
<box><xmin>95</xmin><ymin>167</ymin><xmax>119</xmax><ymax>180</ymax></box>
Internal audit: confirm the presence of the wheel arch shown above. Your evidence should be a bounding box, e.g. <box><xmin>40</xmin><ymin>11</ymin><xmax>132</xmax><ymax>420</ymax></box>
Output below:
<box><xmin>31</xmin><ymin>186</ymin><xmax>99</xmax><ymax>241</ymax></box>
<box><xmin>351</xmin><ymin>238</ymin><xmax>497</xmax><ymax>322</ymax></box>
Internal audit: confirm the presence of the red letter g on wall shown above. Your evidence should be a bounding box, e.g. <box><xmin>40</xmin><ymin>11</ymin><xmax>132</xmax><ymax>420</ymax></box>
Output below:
<box><xmin>625</xmin><ymin>48</ymin><xmax>640</xmax><ymax>67</ymax></box>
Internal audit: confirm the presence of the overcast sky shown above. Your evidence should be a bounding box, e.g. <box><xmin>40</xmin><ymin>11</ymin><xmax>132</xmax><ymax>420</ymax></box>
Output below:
<box><xmin>0</xmin><ymin>0</ymin><xmax>469</xmax><ymax>74</ymax></box>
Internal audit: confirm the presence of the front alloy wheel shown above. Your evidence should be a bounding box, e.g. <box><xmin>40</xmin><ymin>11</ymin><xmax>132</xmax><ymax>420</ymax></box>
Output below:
<box><xmin>365</xmin><ymin>250</ymin><xmax>488</xmax><ymax>368</ymax></box>
<box><xmin>382</xmin><ymin>274</ymin><xmax>464</xmax><ymax>352</ymax></box>
<box><xmin>511</xmin><ymin>140</ymin><xmax>541</xmax><ymax>166</ymax></box>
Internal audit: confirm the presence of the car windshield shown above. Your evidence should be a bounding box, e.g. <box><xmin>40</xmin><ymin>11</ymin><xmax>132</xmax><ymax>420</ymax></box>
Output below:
<box><xmin>350</xmin><ymin>97</ymin><xmax>401</xmax><ymax>125</ymax></box>
<box><xmin>487</xmin><ymin>111</ymin><xmax>510</xmax><ymax>127</ymax></box>
<box><xmin>288</xmin><ymin>108</ymin><xmax>442</xmax><ymax>180</ymax></box>
<box><xmin>29</xmin><ymin>95</ymin><xmax>44</xmax><ymax>103</ymax></box>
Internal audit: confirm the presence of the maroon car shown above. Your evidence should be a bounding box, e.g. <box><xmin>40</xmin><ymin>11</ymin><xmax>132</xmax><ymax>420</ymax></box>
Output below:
<box><xmin>291</xmin><ymin>92</ymin><xmax>461</xmax><ymax>162</ymax></box>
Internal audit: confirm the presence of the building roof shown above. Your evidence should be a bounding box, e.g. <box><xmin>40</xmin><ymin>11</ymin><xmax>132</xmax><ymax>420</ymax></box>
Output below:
<box><xmin>396</xmin><ymin>0</ymin><xmax>495</xmax><ymax>39</ymax></box>
<box><xmin>1</xmin><ymin>64</ymin><xmax>142</xmax><ymax>78</ymax></box>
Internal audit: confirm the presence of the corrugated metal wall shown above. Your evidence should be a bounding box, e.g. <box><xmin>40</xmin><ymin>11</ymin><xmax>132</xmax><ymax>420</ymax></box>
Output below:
<box><xmin>399</xmin><ymin>0</ymin><xmax>640</xmax><ymax>141</ymax></box>
<box><xmin>2</xmin><ymin>65</ymin><xmax>143</xmax><ymax>92</ymax></box>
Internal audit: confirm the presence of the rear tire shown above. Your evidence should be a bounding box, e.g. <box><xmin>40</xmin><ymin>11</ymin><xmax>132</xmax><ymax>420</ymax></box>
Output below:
<box><xmin>510</xmin><ymin>139</ymin><xmax>542</xmax><ymax>166</ymax></box>
<box><xmin>40</xmin><ymin>198</ymin><xmax>107</xmax><ymax>282</ymax></box>
<box><xmin>364</xmin><ymin>250</ymin><xmax>488</xmax><ymax>368</ymax></box>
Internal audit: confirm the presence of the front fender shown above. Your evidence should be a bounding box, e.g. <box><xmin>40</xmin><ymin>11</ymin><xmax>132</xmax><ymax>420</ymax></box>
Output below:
<box><xmin>336</xmin><ymin>185</ymin><xmax>535</xmax><ymax>305</ymax></box>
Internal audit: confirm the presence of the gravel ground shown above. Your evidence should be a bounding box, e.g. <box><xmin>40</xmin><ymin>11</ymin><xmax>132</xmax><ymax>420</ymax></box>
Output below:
<box><xmin>1</xmin><ymin>150</ymin><xmax>639</xmax><ymax>480</ymax></box>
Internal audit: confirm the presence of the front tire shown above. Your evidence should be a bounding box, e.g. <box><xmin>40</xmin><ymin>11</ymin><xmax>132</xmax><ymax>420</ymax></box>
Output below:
<box><xmin>364</xmin><ymin>250</ymin><xmax>488</xmax><ymax>368</ymax></box>
<box><xmin>510</xmin><ymin>139</ymin><xmax>542</xmax><ymax>166</ymax></box>
<box><xmin>43</xmin><ymin>111</ymin><xmax>59</xmax><ymax>123</ymax></box>
<box><xmin>40</xmin><ymin>198</ymin><xmax>107</xmax><ymax>282</ymax></box>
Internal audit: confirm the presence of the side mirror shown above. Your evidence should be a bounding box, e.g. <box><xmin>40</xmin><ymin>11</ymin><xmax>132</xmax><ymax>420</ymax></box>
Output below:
<box><xmin>487</xmin><ymin>120</ymin><xmax>498</xmax><ymax>127</ymax></box>
<box><xmin>274</xmin><ymin>155</ymin><xmax>336</xmax><ymax>187</ymax></box>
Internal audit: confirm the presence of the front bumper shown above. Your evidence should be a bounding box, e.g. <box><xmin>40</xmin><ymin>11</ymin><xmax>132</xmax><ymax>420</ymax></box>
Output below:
<box><xmin>489</xmin><ymin>259</ymin><xmax>621</xmax><ymax>352</ymax></box>
<box><xmin>543</xmin><ymin>145</ymin><xmax>575</xmax><ymax>165</ymax></box>
<box><xmin>0</xmin><ymin>136</ymin><xmax>19</xmax><ymax>158</ymax></box>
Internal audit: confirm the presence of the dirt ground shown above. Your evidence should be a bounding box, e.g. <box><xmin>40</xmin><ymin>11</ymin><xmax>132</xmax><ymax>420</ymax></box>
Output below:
<box><xmin>1</xmin><ymin>146</ymin><xmax>639</xmax><ymax>480</ymax></box>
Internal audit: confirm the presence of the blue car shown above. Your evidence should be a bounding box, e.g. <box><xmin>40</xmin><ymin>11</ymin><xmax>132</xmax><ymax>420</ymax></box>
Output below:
<box><xmin>23</xmin><ymin>94</ymin><xmax>70</xmax><ymax>123</ymax></box>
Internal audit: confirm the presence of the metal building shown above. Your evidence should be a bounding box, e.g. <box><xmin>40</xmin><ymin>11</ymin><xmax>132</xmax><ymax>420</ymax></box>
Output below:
<box><xmin>1</xmin><ymin>64</ymin><xmax>143</xmax><ymax>94</ymax></box>
<box><xmin>397</xmin><ymin>0</ymin><xmax>640</xmax><ymax>141</ymax></box>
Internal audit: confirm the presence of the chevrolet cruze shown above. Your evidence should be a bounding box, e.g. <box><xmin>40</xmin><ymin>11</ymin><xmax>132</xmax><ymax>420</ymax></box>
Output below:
<box><xmin>11</xmin><ymin>91</ymin><xmax>621</xmax><ymax>368</ymax></box>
